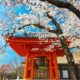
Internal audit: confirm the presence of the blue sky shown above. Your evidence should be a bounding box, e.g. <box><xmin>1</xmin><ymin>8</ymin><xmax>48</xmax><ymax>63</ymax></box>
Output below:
<box><xmin>0</xmin><ymin>1</ymin><xmax>80</xmax><ymax>65</ymax></box>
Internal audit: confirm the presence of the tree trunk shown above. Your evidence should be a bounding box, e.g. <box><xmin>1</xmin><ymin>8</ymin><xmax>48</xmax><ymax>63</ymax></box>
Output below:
<box><xmin>59</xmin><ymin>35</ymin><xmax>78</xmax><ymax>80</ymax></box>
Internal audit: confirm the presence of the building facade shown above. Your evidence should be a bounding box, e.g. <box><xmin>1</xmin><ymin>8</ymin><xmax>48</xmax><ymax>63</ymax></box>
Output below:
<box><xmin>58</xmin><ymin>53</ymin><xmax>80</xmax><ymax>80</ymax></box>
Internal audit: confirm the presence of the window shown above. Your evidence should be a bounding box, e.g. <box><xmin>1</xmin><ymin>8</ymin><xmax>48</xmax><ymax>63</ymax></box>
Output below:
<box><xmin>62</xmin><ymin>70</ymin><xmax>69</xmax><ymax>78</ymax></box>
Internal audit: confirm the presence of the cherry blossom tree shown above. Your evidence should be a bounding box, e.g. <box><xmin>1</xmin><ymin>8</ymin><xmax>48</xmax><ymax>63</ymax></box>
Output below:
<box><xmin>0</xmin><ymin>0</ymin><xmax>80</xmax><ymax>79</ymax></box>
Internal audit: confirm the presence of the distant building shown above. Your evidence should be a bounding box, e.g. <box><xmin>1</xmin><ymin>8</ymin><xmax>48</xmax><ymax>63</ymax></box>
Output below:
<box><xmin>57</xmin><ymin>52</ymin><xmax>80</xmax><ymax>80</ymax></box>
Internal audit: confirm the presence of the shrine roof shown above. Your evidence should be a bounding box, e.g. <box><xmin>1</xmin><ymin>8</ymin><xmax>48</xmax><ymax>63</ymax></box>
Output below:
<box><xmin>7</xmin><ymin>37</ymin><xmax>65</xmax><ymax>57</ymax></box>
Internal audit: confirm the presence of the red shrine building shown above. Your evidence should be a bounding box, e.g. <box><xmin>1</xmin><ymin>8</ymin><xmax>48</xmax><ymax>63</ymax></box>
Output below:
<box><xmin>6</xmin><ymin>33</ymin><xmax>80</xmax><ymax>80</ymax></box>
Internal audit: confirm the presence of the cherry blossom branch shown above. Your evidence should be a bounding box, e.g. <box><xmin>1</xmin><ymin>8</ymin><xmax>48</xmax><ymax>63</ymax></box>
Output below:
<box><xmin>47</xmin><ymin>11</ymin><xmax>63</xmax><ymax>34</ymax></box>
<box><xmin>33</xmin><ymin>23</ymin><xmax>58</xmax><ymax>34</ymax></box>
<box><xmin>41</xmin><ymin>0</ymin><xmax>80</xmax><ymax>18</ymax></box>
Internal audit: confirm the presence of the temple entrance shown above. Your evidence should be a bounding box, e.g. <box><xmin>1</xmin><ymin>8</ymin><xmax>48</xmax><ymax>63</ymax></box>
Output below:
<box><xmin>34</xmin><ymin>56</ymin><xmax>49</xmax><ymax>79</ymax></box>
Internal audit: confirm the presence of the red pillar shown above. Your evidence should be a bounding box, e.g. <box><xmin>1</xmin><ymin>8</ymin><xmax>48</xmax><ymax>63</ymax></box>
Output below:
<box><xmin>49</xmin><ymin>57</ymin><xmax>54</xmax><ymax>79</ymax></box>
<box><xmin>23</xmin><ymin>48</ymin><xmax>29</xmax><ymax>79</ymax></box>
<box><xmin>53</xmin><ymin>49</ymin><xmax>60</xmax><ymax>80</ymax></box>
<box><xmin>30</xmin><ymin>58</ymin><xmax>34</xmax><ymax>79</ymax></box>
